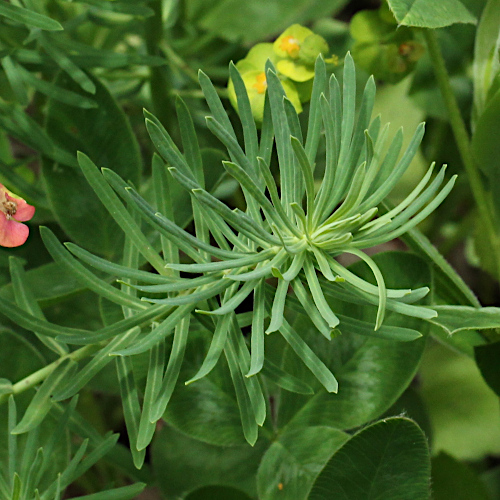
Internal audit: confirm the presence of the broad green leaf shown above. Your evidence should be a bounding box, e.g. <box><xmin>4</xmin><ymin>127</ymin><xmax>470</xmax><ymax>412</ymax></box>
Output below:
<box><xmin>431</xmin><ymin>451</ymin><xmax>490</xmax><ymax>500</ymax></box>
<box><xmin>42</xmin><ymin>72</ymin><xmax>141</xmax><ymax>258</ymax></box>
<box><xmin>152</xmin><ymin>424</ymin><xmax>268</xmax><ymax>499</ymax></box>
<box><xmin>428</xmin><ymin>305</ymin><xmax>500</xmax><ymax>335</ymax></box>
<box><xmin>185</xmin><ymin>486</ymin><xmax>252</xmax><ymax>500</ymax></box>
<box><xmin>386</xmin><ymin>0</ymin><xmax>476</xmax><ymax>28</ymax></box>
<box><xmin>0</xmin><ymin>2</ymin><xmax>63</xmax><ymax>30</ymax></box>
<box><xmin>474</xmin><ymin>340</ymin><xmax>500</xmax><ymax>397</ymax></box>
<box><xmin>473</xmin><ymin>0</ymin><xmax>500</xmax><ymax>117</ymax></box>
<box><xmin>419</xmin><ymin>343</ymin><xmax>500</xmax><ymax>459</ymax></box>
<box><xmin>194</xmin><ymin>0</ymin><xmax>349</xmax><ymax>43</ymax></box>
<box><xmin>257</xmin><ymin>426</ymin><xmax>349</xmax><ymax>500</ymax></box>
<box><xmin>0</xmin><ymin>262</ymin><xmax>86</xmax><ymax>307</ymax></box>
<box><xmin>309</xmin><ymin>417</ymin><xmax>430</xmax><ymax>500</ymax></box>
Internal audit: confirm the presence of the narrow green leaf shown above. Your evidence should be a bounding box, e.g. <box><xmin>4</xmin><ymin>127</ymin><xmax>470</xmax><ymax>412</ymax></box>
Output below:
<box><xmin>17</xmin><ymin>65</ymin><xmax>96</xmax><ymax>109</ymax></box>
<box><xmin>197</xmin><ymin>279</ymin><xmax>259</xmax><ymax>316</ymax></box>
<box><xmin>0</xmin><ymin>2</ymin><xmax>63</xmax><ymax>30</ymax></box>
<box><xmin>115</xmin><ymin>356</ymin><xmax>146</xmax><ymax>469</ymax></box>
<box><xmin>261</xmin><ymin>359</ymin><xmax>314</xmax><ymax>395</ymax></box>
<box><xmin>66</xmin><ymin>242</ymin><xmax>173</xmax><ymax>284</ymax></box>
<box><xmin>39</xmin><ymin>34</ymin><xmax>96</xmax><ymax>94</ymax></box>
<box><xmin>229</xmin><ymin>62</ymin><xmax>259</xmax><ymax>178</ymax></box>
<box><xmin>1</xmin><ymin>56</ymin><xmax>28</xmax><ymax>106</ymax></box>
<box><xmin>137</xmin><ymin>340</ymin><xmax>165</xmax><ymax>450</ymax></box>
<box><xmin>150</xmin><ymin>315</ymin><xmax>190</xmax><ymax>422</ymax></box>
<box><xmin>41</xmin><ymin>227</ymin><xmax>147</xmax><ymax>311</ymax></box>
<box><xmin>9</xmin><ymin>256</ymin><xmax>68</xmax><ymax>355</ymax></box>
<box><xmin>198</xmin><ymin>70</ymin><xmax>236</xmax><ymax>140</ymax></box>
<box><xmin>53</xmin><ymin>327</ymin><xmax>141</xmax><ymax>401</ymax></box>
<box><xmin>76</xmin><ymin>153</ymin><xmax>166</xmax><ymax>274</ymax></box>
<box><xmin>305</xmin><ymin>55</ymin><xmax>327</xmax><ymax>162</ymax></box>
<box><xmin>303</xmin><ymin>257</ymin><xmax>340</xmax><ymax>328</ymax></box>
<box><xmin>113</xmin><ymin>305</ymin><xmax>192</xmax><ymax>357</ymax></box>
<box><xmin>279</xmin><ymin>318</ymin><xmax>338</xmax><ymax>393</ymax></box>
<box><xmin>266</xmin><ymin>278</ymin><xmax>289</xmax><ymax>334</ymax></box>
<box><xmin>185</xmin><ymin>312</ymin><xmax>232</xmax><ymax>385</ymax></box>
<box><xmin>12</xmin><ymin>359</ymin><xmax>76</xmax><ymax>434</ymax></box>
<box><xmin>247</xmin><ymin>280</ymin><xmax>266</xmax><ymax>377</ymax></box>
<box><xmin>224</xmin><ymin>330</ymin><xmax>258</xmax><ymax>446</ymax></box>
<box><xmin>71</xmin><ymin>483</ymin><xmax>146</xmax><ymax>500</ymax></box>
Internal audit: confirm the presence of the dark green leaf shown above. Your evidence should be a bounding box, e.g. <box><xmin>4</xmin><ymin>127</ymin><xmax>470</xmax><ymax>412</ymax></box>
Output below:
<box><xmin>309</xmin><ymin>417</ymin><xmax>431</xmax><ymax>500</ymax></box>
<box><xmin>42</xmin><ymin>72</ymin><xmax>141</xmax><ymax>258</ymax></box>
<box><xmin>257</xmin><ymin>426</ymin><xmax>348</xmax><ymax>500</ymax></box>
<box><xmin>475</xmin><ymin>340</ymin><xmax>500</xmax><ymax>397</ymax></box>
<box><xmin>431</xmin><ymin>451</ymin><xmax>490</xmax><ymax>500</ymax></box>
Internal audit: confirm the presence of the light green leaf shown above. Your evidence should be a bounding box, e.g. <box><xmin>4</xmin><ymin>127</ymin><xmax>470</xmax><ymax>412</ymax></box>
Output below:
<box><xmin>427</xmin><ymin>305</ymin><xmax>500</xmax><ymax>335</ymax></box>
<box><xmin>386</xmin><ymin>0</ymin><xmax>476</xmax><ymax>28</ymax></box>
<box><xmin>309</xmin><ymin>417</ymin><xmax>430</xmax><ymax>500</ymax></box>
<box><xmin>473</xmin><ymin>0</ymin><xmax>500</xmax><ymax>118</ymax></box>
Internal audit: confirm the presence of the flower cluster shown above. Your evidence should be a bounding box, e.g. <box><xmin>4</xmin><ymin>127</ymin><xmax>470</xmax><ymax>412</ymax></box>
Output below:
<box><xmin>228</xmin><ymin>24</ymin><xmax>336</xmax><ymax>121</ymax></box>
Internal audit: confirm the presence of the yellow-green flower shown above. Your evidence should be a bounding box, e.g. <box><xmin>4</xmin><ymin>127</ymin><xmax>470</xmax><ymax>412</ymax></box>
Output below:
<box><xmin>273</xmin><ymin>24</ymin><xmax>329</xmax><ymax>82</ymax></box>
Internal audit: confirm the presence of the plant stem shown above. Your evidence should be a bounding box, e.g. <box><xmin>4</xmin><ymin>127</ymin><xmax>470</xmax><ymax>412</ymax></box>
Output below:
<box><xmin>423</xmin><ymin>29</ymin><xmax>500</xmax><ymax>282</ymax></box>
<box><xmin>0</xmin><ymin>343</ymin><xmax>102</xmax><ymax>406</ymax></box>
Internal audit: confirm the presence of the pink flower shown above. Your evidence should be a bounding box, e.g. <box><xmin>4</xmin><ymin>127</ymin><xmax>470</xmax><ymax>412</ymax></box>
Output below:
<box><xmin>0</xmin><ymin>184</ymin><xmax>35</xmax><ymax>247</ymax></box>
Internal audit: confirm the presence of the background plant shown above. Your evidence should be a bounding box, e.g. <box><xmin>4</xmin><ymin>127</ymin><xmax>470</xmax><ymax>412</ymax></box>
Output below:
<box><xmin>0</xmin><ymin>1</ymin><xmax>500</xmax><ymax>499</ymax></box>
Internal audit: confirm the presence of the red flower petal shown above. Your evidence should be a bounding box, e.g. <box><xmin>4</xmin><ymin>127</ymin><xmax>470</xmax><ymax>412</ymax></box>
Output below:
<box><xmin>0</xmin><ymin>213</ymin><xmax>29</xmax><ymax>247</ymax></box>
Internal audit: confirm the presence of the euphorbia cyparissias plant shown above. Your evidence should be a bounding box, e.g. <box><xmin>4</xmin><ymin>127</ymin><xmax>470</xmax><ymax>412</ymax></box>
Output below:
<box><xmin>58</xmin><ymin>53</ymin><xmax>453</xmax><ymax>446</ymax></box>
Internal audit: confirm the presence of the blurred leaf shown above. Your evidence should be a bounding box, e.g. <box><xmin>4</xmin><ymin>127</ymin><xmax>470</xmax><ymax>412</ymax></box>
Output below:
<box><xmin>473</xmin><ymin>0</ymin><xmax>500</xmax><ymax>118</ymax></box>
<box><xmin>194</xmin><ymin>0</ymin><xmax>349</xmax><ymax>43</ymax></box>
<box><xmin>152</xmin><ymin>423</ymin><xmax>268</xmax><ymax>499</ymax></box>
<box><xmin>309</xmin><ymin>417</ymin><xmax>430</xmax><ymax>500</ymax></box>
<box><xmin>386</xmin><ymin>0</ymin><xmax>476</xmax><ymax>28</ymax></box>
<box><xmin>74</xmin><ymin>483</ymin><xmax>146</xmax><ymax>500</ymax></box>
<box><xmin>419</xmin><ymin>342</ymin><xmax>500</xmax><ymax>459</ymax></box>
<box><xmin>257</xmin><ymin>426</ymin><xmax>348</xmax><ymax>500</ymax></box>
<box><xmin>43</xmin><ymin>72</ymin><xmax>141</xmax><ymax>258</ymax></box>
<box><xmin>431</xmin><ymin>451</ymin><xmax>490</xmax><ymax>500</ymax></box>
<box><xmin>0</xmin><ymin>2</ymin><xmax>62</xmax><ymax>31</ymax></box>
<box><xmin>475</xmin><ymin>340</ymin><xmax>500</xmax><ymax>397</ymax></box>
<box><xmin>472</xmin><ymin>88</ymin><xmax>500</xmax><ymax>218</ymax></box>
<box><xmin>185</xmin><ymin>486</ymin><xmax>252</xmax><ymax>500</ymax></box>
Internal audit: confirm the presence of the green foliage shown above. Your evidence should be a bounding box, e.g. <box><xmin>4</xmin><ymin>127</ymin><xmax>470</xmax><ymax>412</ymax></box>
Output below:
<box><xmin>0</xmin><ymin>0</ymin><xmax>500</xmax><ymax>498</ymax></box>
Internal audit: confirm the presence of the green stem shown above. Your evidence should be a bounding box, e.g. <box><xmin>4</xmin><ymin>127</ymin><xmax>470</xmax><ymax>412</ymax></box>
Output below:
<box><xmin>145</xmin><ymin>0</ymin><xmax>174</xmax><ymax>127</ymax></box>
<box><xmin>424</xmin><ymin>29</ymin><xmax>500</xmax><ymax>282</ymax></box>
<box><xmin>0</xmin><ymin>343</ymin><xmax>102</xmax><ymax>406</ymax></box>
